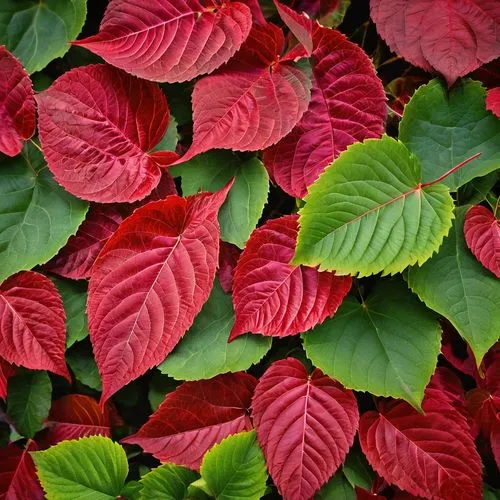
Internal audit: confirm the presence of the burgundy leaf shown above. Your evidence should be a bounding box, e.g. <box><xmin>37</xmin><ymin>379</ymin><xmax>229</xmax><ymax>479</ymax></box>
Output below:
<box><xmin>370</xmin><ymin>0</ymin><xmax>500</xmax><ymax>87</ymax></box>
<box><xmin>492</xmin><ymin>421</ymin><xmax>500</xmax><ymax>470</ymax></box>
<box><xmin>36</xmin><ymin>64</ymin><xmax>170</xmax><ymax>203</ymax></box>
<box><xmin>251</xmin><ymin>358</ymin><xmax>359</xmax><ymax>499</ymax></box>
<box><xmin>230</xmin><ymin>215</ymin><xmax>351</xmax><ymax>340</ymax></box>
<box><xmin>274</xmin><ymin>1</ymin><xmax>313</xmax><ymax>55</ymax></box>
<box><xmin>486</xmin><ymin>87</ymin><xmax>500</xmax><ymax>117</ymax></box>
<box><xmin>74</xmin><ymin>0</ymin><xmax>252</xmax><ymax>83</ymax></box>
<box><xmin>88</xmin><ymin>184</ymin><xmax>231</xmax><ymax>404</ymax></box>
<box><xmin>180</xmin><ymin>23</ymin><xmax>312</xmax><ymax>162</ymax></box>
<box><xmin>0</xmin><ymin>46</ymin><xmax>36</xmax><ymax>157</ymax></box>
<box><xmin>218</xmin><ymin>241</ymin><xmax>241</xmax><ymax>293</ymax></box>
<box><xmin>0</xmin><ymin>272</ymin><xmax>69</xmax><ymax>380</ymax></box>
<box><xmin>0</xmin><ymin>358</ymin><xmax>15</xmax><ymax>402</ymax></box>
<box><xmin>464</xmin><ymin>205</ymin><xmax>500</xmax><ymax>278</ymax></box>
<box><xmin>263</xmin><ymin>26</ymin><xmax>386</xmax><ymax>198</ymax></box>
<box><xmin>440</xmin><ymin>323</ymin><xmax>479</xmax><ymax>380</ymax></box>
<box><xmin>122</xmin><ymin>372</ymin><xmax>256</xmax><ymax>470</ymax></box>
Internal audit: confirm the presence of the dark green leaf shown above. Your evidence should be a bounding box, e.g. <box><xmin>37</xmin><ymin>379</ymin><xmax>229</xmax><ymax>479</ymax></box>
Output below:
<box><xmin>66</xmin><ymin>342</ymin><xmax>101</xmax><ymax>391</ymax></box>
<box><xmin>315</xmin><ymin>472</ymin><xmax>355</xmax><ymax>500</ymax></box>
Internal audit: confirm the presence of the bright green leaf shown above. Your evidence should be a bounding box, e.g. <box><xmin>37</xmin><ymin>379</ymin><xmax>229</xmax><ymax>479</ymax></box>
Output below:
<box><xmin>342</xmin><ymin>446</ymin><xmax>374</xmax><ymax>490</ymax></box>
<box><xmin>139</xmin><ymin>464</ymin><xmax>199</xmax><ymax>500</ymax></box>
<box><xmin>315</xmin><ymin>472</ymin><xmax>355</xmax><ymax>500</ymax></box>
<box><xmin>66</xmin><ymin>342</ymin><xmax>101</xmax><ymax>391</ymax></box>
<box><xmin>293</xmin><ymin>136</ymin><xmax>454</xmax><ymax>277</ymax></box>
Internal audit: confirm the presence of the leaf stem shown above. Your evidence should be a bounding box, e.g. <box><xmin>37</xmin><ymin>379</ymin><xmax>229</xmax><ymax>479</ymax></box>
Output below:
<box><xmin>29</xmin><ymin>138</ymin><xmax>43</xmax><ymax>153</ymax></box>
<box><xmin>421</xmin><ymin>152</ymin><xmax>481</xmax><ymax>188</ymax></box>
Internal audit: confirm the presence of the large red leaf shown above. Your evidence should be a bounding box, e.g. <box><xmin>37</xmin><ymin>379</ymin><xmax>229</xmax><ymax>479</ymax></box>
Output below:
<box><xmin>464</xmin><ymin>205</ymin><xmax>500</xmax><ymax>278</ymax></box>
<box><xmin>229</xmin><ymin>215</ymin><xmax>351</xmax><ymax>340</ymax></box>
<box><xmin>370</xmin><ymin>0</ymin><xmax>500</xmax><ymax>87</ymax></box>
<box><xmin>88</xmin><ymin>184</ymin><xmax>231</xmax><ymax>404</ymax></box>
<box><xmin>36</xmin><ymin>64</ymin><xmax>170</xmax><ymax>203</ymax></box>
<box><xmin>73</xmin><ymin>0</ymin><xmax>252</xmax><ymax>83</ymax></box>
<box><xmin>0</xmin><ymin>272</ymin><xmax>69</xmax><ymax>380</ymax></box>
<box><xmin>179</xmin><ymin>23</ymin><xmax>312</xmax><ymax>162</ymax></box>
<box><xmin>0</xmin><ymin>358</ymin><xmax>15</xmax><ymax>401</ymax></box>
<box><xmin>251</xmin><ymin>358</ymin><xmax>359</xmax><ymax>499</ymax></box>
<box><xmin>122</xmin><ymin>372</ymin><xmax>256</xmax><ymax>470</ymax></box>
<box><xmin>263</xmin><ymin>26</ymin><xmax>386</xmax><ymax>199</ymax></box>
<box><xmin>0</xmin><ymin>46</ymin><xmax>35</xmax><ymax>157</ymax></box>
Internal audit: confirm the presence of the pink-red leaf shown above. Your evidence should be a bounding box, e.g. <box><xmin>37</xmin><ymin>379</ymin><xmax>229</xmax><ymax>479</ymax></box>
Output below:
<box><xmin>486</xmin><ymin>87</ymin><xmax>500</xmax><ymax>117</ymax></box>
<box><xmin>263</xmin><ymin>26</ymin><xmax>386</xmax><ymax>198</ymax></box>
<box><xmin>0</xmin><ymin>358</ymin><xmax>15</xmax><ymax>401</ymax></box>
<box><xmin>370</xmin><ymin>0</ymin><xmax>500</xmax><ymax>87</ymax></box>
<box><xmin>274</xmin><ymin>1</ymin><xmax>313</xmax><ymax>55</ymax></box>
<box><xmin>36</xmin><ymin>64</ymin><xmax>170</xmax><ymax>203</ymax></box>
<box><xmin>88</xmin><ymin>184</ymin><xmax>231</xmax><ymax>404</ymax></box>
<box><xmin>0</xmin><ymin>46</ymin><xmax>35</xmax><ymax>157</ymax></box>
<box><xmin>122</xmin><ymin>372</ymin><xmax>256</xmax><ymax>470</ymax></box>
<box><xmin>251</xmin><ymin>358</ymin><xmax>359</xmax><ymax>500</ymax></box>
<box><xmin>218</xmin><ymin>241</ymin><xmax>241</xmax><ymax>293</ymax></box>
<box><xmin>74</xmin><ymin>0</ymin><xmax>252</xmax><ymax>83</ymax></box>
<box><xmin>464</xmin><ymin>205</ymin><xmax>500</xmax><ymax>278</ymax></box>
<box><xmin>0</xmin><ymin>272</ymin><xmax>69</xmax><ymax>380</ymax></box>
<box><xmin>230</xmin><ymin>215</ymin><xmax>351</xmax><ymax>340</ymax></box>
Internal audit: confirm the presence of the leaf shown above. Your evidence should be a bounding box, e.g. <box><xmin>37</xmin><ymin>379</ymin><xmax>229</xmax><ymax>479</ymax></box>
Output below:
<box><xmin>66</xmin><ymin>342</ymin><xmax>101</xmax><ymax>392</ymax></box>
<box><xmin>32</xmin><ymin>436</ymin><xmax>128</xmax><ymax>500</ymax></box>
<box><xmin>139</xmin><ymin>464</ymin><xmax>198</xmax><ymax>500</ymax></box>
<box><xmin>7</xmin><ymin>370</ymin><xmax>52</xmax><ymax>438</ymax></box>
<box><xmin>230</xmin><ymin>215</ymin><xmax>351</xmax><ymax>340</ymax></box>
<box><xmin>399</xmin><ymin>79</ymin><xmax>500</xmax><ymax>191</ymax></box>
<box><xmin>315</xmin><ymin>473</ymin><xmax>355</xmax><ymax>500</ymax></box>
<box><xmin>274</xmin><ymin>1</ymin><xmax>313</xmax><ymax>55</ymax></box>
<box><xmin>148</xmin><ymin>371</ymin><xmax>179</xmax><ymax>412</ymax></box>
<box><xmin>180</xmin><ymin>23</ymin><xmax>312</xmax><ymax>161</ymax></box>
<box><xmin>218</xmin><ymin>242</ymin><xmax>240</xmax><ymax>293</ymax></box>
<box><xmin>0</xmin><ymin>142</ymin><xmax>88</xmax><ymax>284</ymax></box>
<box><xmin>407</xmin><ymin>207</ymin><xmax>500</xmax><ymax>364</ymax></box>
<box><xmin>46</xmin><ymin>206</ymin><xmax>123</xmax><ymax>280</ymax></box>
<box><xmin>159</xmin><ymin>280</ymin><xmax>271</xmax><ymax>381</ymax></box>
<box><xmin>251</xmin><ymin>358</ymin><xmax>359</xmax><ymax>500</ymax></box>
<box><xmin>293</xmin><ymin>135</ymin><xmax>455</xmax><ymax>277</ymax></box>
<box><xmin>464</xmin><ymin>205</ymin><xmax>500</xmax><ymax>278</ymax></box>
<box><xmin>0</xmin><ymin>0</ymin><xmax>87</xmax><ymax>73</ymax></box>
<box><xmin>486</xmin><ymin>87</ymin><xmax>500</xmax><ymax>117</ymax></box>
<box><xmin>122</xmin><ymin>372</ymin><xmax>257</xmax><ymax>470</ymax></box>
<box><xmin>303</xmin><ymin>279</ymin><xmax>441</xmax><ymax>408</ymax></box>
<box><xmin>171</xmin><ymin>151</ymin><xmax>269</xmax><ymax>248</ymax></box>
<box><xmin>0</xmin><ymin>46</ymin><xmax>36</xmax><ymax>157</ymax></box>
<box><xmin>74</xmin><ymin>0</ymin><xmax>252</xmax><ymax>83</ymax></box>
<box><xmin>88</xmin><ymin>185</ymin><xmax>231</xmax><ymax>404</ymax></box>
<box><xmin>0</xmin><ymin>272</ymin><xmax>70</xmax><ymax>379</ymax></box>
<box><xmin>263</xmin><ymin>26</ymin><xmax>386</xmax><ymax>199</ymax></box>
<box><xmin>370</xmin><ymin>0</ymin><xmax>500</xmax><ymax>87</ymax></box>
<box><xmin>198</xmin><ymin>431</ymin><xmax>267</xmax><ymax>500</ymax></box>
<box><xmin>36</xmin><ymin>64</ymin><xmax>171</xmax><ymax>203</ymax></box>
<box><xmin>0</xmin><ymin>357</ymin><xmax>15</xmax><ymax>401</ymax></box>
<box><xmin>343</xmin><ymin>446</ymin><xmax>375</xmax><ymax>490</ymax></box>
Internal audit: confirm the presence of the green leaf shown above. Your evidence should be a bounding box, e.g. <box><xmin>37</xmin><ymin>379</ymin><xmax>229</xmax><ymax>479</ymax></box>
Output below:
<box><xmin>303</xmin><ymin>279</ymin><xmax>441</xmax><ymax>409</ymax></box>
<box><xmin>199</xmin><ymin>430</ymin><xmax>268</xmax><ymax>500</ymax></box>
<box><xmin>0</xmin><ymin>142</ymin><xmax>88</xmax><ymax>284</ymax></box>
<box><xmin>315</xmin><ymin>473</ymin><xmax>355</xmax><ymax>500</ymax></box>
<box><xmin>159</xmin><ymin>280</ymin><xmax>271</xmax><ymax>380</ymax></box>
<box><xmin>152</xmin><ymin>116</ymin><xmax>179</xmax><ymax>152</ymax></box>
<box><xmin>66</xmin><ymin>342</ymin><xmax>101</xmax><ymax>391</ymax></box>
<box><xmin>121</xmin><ymin>481</ymin><xmax>142</xmax><ymax>500</ymax></box>
<box><xmin>32</xmin><ymin>436</ymin><xmax>128</xmax><ymax>500</ymax></box>
<box><xmin>139</xmin><ymin>464</ymin><xmax>199</xmax><ymax>500</ymax></box>
<box><xmin>0</xmin><ymin>0</ymin><xmax>87</xmax><ymax>74</ymax></box>
<box><xmin>7</xmin><ymin>369</ymin><xmax>52</xmax><ymax>438</ymax></box>
<box><xmin>148</xmin><ymin>371</ymin><xmax>178</xmax><ymax>411</ymax></box>
<box><xmin>407</xmin><ymin>207</ymin><xmax>500</xmax><ymax>364</ymax></box>
<box><xmin>171</xmin><ymin>151</ymin><xmax>269</xmax><ymax>248</ymax></box>
<box><xmin>399</xmin><ymin>79</ymin><xmax>500</xmax><ymax>191</ymax></box>
<box><xmin>342</xmin><ymin>446</ymin><xmax>374</xmax><ymax>490</ymax></box>
<box><xmin>293</xmin><ymin>136</ymin><xmax>454</xmax><ymax>277</ymax></box>
<box><xmin>457</xmin><ymin>171</ymin><xmax>499</xmax><ymax>206</ymax></box>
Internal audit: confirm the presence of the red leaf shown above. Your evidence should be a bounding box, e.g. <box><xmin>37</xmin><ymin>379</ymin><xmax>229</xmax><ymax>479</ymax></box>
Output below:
<box><xmin>370</xmin><ymin>0</ymin><xmax>500</xmax><ymax>87</ymax></box>
<box><xmin>36</xmin><ymin>64</ymin><xmax>170</xmax><ymax>203</ymax></box>
<box><xmin>486</xmin><ymin>87</ymin><xmax>500</xmax><ymax>117</ymax></box>
<box><xmin>122</xmin><ymin>372</ymin><xmax>256</xmax><ymax>470</ymax></box>
<box><xmin>88</xmin><ymin>184</ymin><xmax>231</xmax><ymax>404</ymax></box>
<box><xmin>251</xmin><ymin>358</ymin><xmax>359</xmax><ymax>499</ymax></box>
<box><xmin>45</xmin><ymin>205</ymin><xmax>123</xmax><ymax>280</ymax></box>
<box><xmin>274</xmin><ymin>1</ymin><xmax>313</xmax><ymax>55</ymax></box>
<box><xmin>0</xmin><ymin>358</ymin><xmax>15</xmax><ymax>401</ymax></box>
<box><xmin>0</xmin><ymin>46</ymin><xmax>35</xmax><ymax>157</ymax></box>
<box><xmin>218</xmin><ymin>242</ymin><xmax>241</xmax><ymax>293</ymax></box>
<box><xmin>240</xmin><ymin>0</ymin><xmax>266</xmax><ymax>25</ymax></box>
<box><xmin>0</xmin><ymin>272</ymin><xmax>70</xmax><ymax>380</ymax></box>
<box><xmin>492</xmin><ymin>420</ymin><xmax>500</xmax><ymax>470</ymax></box>
<box><xmin>179</xmin><ymin>23</ymin><xmax>312</xmax><ymax>162</ymax></box>
<box><xmin>464</xmin><ymin>205</ymin><xmax>500</xmax><ymax>278</ymax></box>
<box><xmin>263</xmin><ymin>26</ymin><xmax>386</xmax><ymax>198</ymax></box>
<box><xmin>440</xmin><ymin>323</ymin><xmax>479</xmax><ymax>380</ymax></box>
<box><xmin>229</xmin><ymin>215</ymin><xmax>351</xmax><ymax>340</ymax></box>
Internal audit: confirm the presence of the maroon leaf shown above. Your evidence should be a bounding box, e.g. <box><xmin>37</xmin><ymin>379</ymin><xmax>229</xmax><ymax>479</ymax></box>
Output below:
<box><xmin>122</xmin><ymin>372</ymin><xmax>256</xmax><ymax>470</ymax></box>
<box><xmin>36</xmin><ymin>64</ymin><xmax>170</xmax><ymax>203</ymax></box>
<box><xmin>230</xmin><ymin>215</ymin><xmax>351</xmax><ymax>340</ymax></box>
<box><xmin>218</xmin><ymin>241</ymin><xmax>241</xmax><ymax>293</ymax></box>
<box><xmin>74</xmin><ymin>0</ymin><xmax>252</xmax><ymax>83</ymax></box>
<box><xmin>486</xmin><ymin>87</ymin><xmax>500</xmax><ymax>117</ymax></box>
<box><xmin>440</xmin><ymin>323</ymin><xmax>479</xmax><ymax>380</ymax></box>
<box><xmin>492</xmin><ymin>421</ymin><xmax>500</xmax><ymax>470</ymax></box>
<box><xmin>88</xmin><ymin>184</ymin><xmax>231</xmax><ymax>404</ymax></box>
<box><xmin>370</xmin><ymin>0</ymin><xmax>500</xmax><ymax>87</ymax></box>
<box><xmin>274</xmin><ymin>1</ymin><xmax>313</xmax><ymax>55</ymax></box>
<box><xmin>355</xmin><ymin>487</ymin><xmax>386</xmax><ymax>499</ymax></box>
<box><xmin>0</xmin><ymin>272</ymin><xmax>69</xmax><ymax>380</ymax></box>
<box><xmin>263</xmin><ymin>26</ymin><xmax>386</xmax><ymax>198</ymax></box>
<box><xmin>0</xmin><ymin>46</ymin><xmax>36</xmax><ymax>157</ymax></box>
<box><xmin>251</xmin><ymin>358</ymin><xmax>359</xmax><ymax>499</ymax></box>
<box><xmin>0</xmin><ymin>358</ymin><xmax>15</xmax><ymax>402</ymax></box>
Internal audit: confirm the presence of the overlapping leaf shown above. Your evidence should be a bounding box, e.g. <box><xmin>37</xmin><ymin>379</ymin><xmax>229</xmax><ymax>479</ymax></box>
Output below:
<box><xmin>274</xmin><ymin>1</ymin><xmax>313</xmax><ymax>55</ymax></box>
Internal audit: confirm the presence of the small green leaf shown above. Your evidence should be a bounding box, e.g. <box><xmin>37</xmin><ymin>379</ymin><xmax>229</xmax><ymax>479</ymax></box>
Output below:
<box><xmin>148</xmin><ymin>371</ymin><xmax>178</xmax><ymax>411</ymax></box>
<box><xmin>171</xmin><ymin>151</ymin><xmax>269</xmax><ymax>248</ymax></box>
<box><xmin>159</xmin><ymin>280</ymin><xmax>271</xmax><ymax>380</ymax></box>
<box><xmin>7</xmin><ymin>369</ymin><xmax>52</xmax><ymax>438</ymax></box>
<box><xmin>342</xmin><ymin>446</ymin><xmax>375</xmax><ymax>490</ymax></box>
<box><xmin>66</xmin><ymin>342</ymin><xmax>101</xmax><ymax>391</ymax></box>
<box><xmin>315</xmin><ymin>472</ymin><xmax>355</xmax><ymax>500</ymax></box>
<box><xmin>139</xmin><ymin>464</ymin><xmax>199</xmax><ymax>500</ymax></box>
<box><xmin>32</xmin><ymin>436</ymin><xmax>128</xmax><ymax>500</ymax></box>
<box><xmin>303</xmin><ymin>279</ymin><xmax>441</xmax><ymax>409</ymax></box>
<box><xmin>152</xmin><ymin>116</ymin><xmax>179</xmax><ymax>152</ymax></box>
